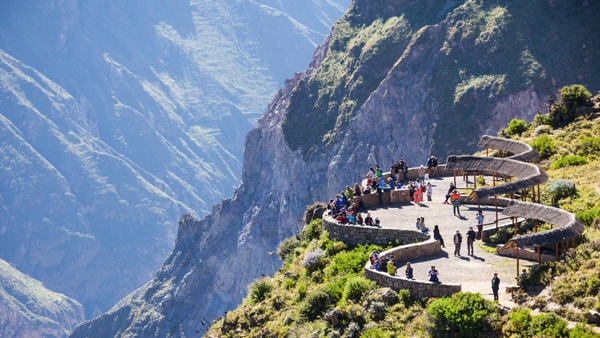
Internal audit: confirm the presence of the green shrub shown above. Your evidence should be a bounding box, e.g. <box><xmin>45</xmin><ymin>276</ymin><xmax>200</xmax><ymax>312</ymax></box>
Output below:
<box><xmin>490</xmin><ymin>227</ymin><xmax>512</xmax><ymax>244</ymax></box>
<box><xmin>298</xmin><ymin>287</ymin><xmax>333</xmax><ymax>321</ymax></box>
<box><xmin>297</xmin><ymin>282</ymin><xmax>307</xmax><ymax>301</ymax></box>
<box><xmin>425</xmin><ymin>292</ymin><xmax>498</xmax><ymax>338</ymax></box>
<box><xmin>531</xmin><ymin>134</ymin><xmax>555</xmax><ymax>158</ymax></box>
<box><xmin>302</xmin><ymin>248</ymin><xmax>326</xmax><ymax>274</ymax></box>
<box><xmin>561</xmin><ymin>84</ymin><xmax>592</xmax><ymax>108</ymax></box>
<box><xmin>533</xmin><ymin>113</ymin><xmax>555</xmax><ymax>127</ymax></box>
<box><xmin>528</xmin><ymin>313</ymin><xmax>568</xmax><ymax>337</ymax></box>
<box><xmin>324</xmin><ymin>274</ymin><xmax>353</xmax><ymax>304</ymax></box>
<box><xmin>248</xmin><ymin>277</ymin><xmax>274</xmax><ymax>304</ymax></box>
<box><xmin>550</xmin><ymin>155</ymin><xmax>589</xmax><ymax>170</ymax></box>
<box><xmin>277</xmin><ymin>237</ymin><xmax>301</xmax><ymax>261</ymax></box>
<box><xmin>569</xmin><ymin>323</ymin><xmax>600</xmax><ymax>338</ymax></box>
<box><xmin>535</xmin><ymin>124</ymin><xmax>554</xmax><ymax>135</ymax></box>
<box><xmin>576</xmin><ymin>136</ymin><xmax>600</xmax><ymax>158</ymax></box>
<box><xmin>502</xmin><ymin>308</ymin><xmax>532</xmax><ymax>337</ymax></box>
<box><xmin>305</xmin><ymin>219</ymin><xmax>322</xmax><ymax>240</ymax></box>
<box><xmin>360</xmin><ymin>327</ymin><xmax>392</xmax><ymax>338</ymax></box>
<box><xmin>397</xmin><ymin>289</ymin><xmax>412</xmax><ymax>307</ymax></box>
<box><xmin>477</xmin><ymin>175</ymin><xmax>486</xmax><ymax>187</ymax></box>
<box><xmin>576</xmin><ymin>207</ymin><xmax>600</xmax><ymax>226</ymax></box>
<box><xmin>547</xmin><ymin>180</ymin><xmax>577</xmax><ymax>204</ymax></box>
<box><xmin>325</xmin><ymin>244</ymin><xmax>385</xmax><ymax>279</ymax></box>
<box><xmin>505</xmin><ymin>119</ymin><xmax>530</xmax><ymax>135</ymax></box>
<box><xmin>341</xmin><ymin>276</ymin><xmax>377</xmax><ymax>304</ymax></box>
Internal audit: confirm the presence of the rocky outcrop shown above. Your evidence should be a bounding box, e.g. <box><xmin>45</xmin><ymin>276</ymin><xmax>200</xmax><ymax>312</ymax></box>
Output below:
<box><xmin>72</xmin><ymin>0</ymin><xmax>600</xmax><ymax>336</ymax></box>
<box><xmin>0</xmin><ymin>258</ymin><xmax>84</xmax><ymax>338</ymax></box>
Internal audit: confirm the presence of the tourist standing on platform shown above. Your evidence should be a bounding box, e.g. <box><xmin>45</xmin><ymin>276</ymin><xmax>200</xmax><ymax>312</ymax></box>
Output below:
<box><xmin>427</xmin><ymin>155</ymin><xmax>438</xmax><ymax>177</ymax></box>
<box><xmin>476</xmin><ymin>210</ymin><xmax>484</xmax><ymax>240</ymax></box>
<box><xmin>393</xmin><ymin>162</ymin><xmax>401</xmax><ymax>182</ymax></box>
<box><xmin>405</xmin><ymin>262</ymin><xmax>414</xmax><ymax>279</ymax></box>
<box><xmin>399</xmin><ymin>159</ymin><xmax>408</xmax><ymax>182</ymax></box>
<box><xmin>426</xmin><ymin>182</ymin><xmax>433</xmax><ymax>201</ymax></box>
<box><xmin>433</xmin><ymin>225</ymin><xmax>445</xmax><ymax>247</ymax></box>
<box><xmin>451</xmin><ymin>190</ymin><xmax>461</xmax><ymax>216</ymax></box>
<box><xmin>375</xmin><ymin>165</ymin><xmax>383</xmax><ymax>177</ymax></box>
<box><xmin>414</xmin><ymin>179</ymin><xmax>422</xmax><ymax>203</ymax></box>
<box><xmin>466</xmin><ymin>226</ymin><xmax>476</xmax><ymax>256</ymax></box>
<box><xmin>429</xmin><ymin>266</ymin><xmax>440</xmax><ymax>282</ymax></box>
<box><xmin>418</xmin><ymin>165</ymin><xmax>426</xmax><ymax>182</ymax></box>
<box><xmin>443</xmin><ymin>183</ymin><xmax>456</xmax><ymax>204</ymax></box>
<box><xmin>491</xmin><ymin>273</ymin><xmax>500</xmax><ymax>301</ymax></box>
<box><xmin>453</xmin><ymin>229</ymin><xmax>462</xmax><ymax>256</ymax></box>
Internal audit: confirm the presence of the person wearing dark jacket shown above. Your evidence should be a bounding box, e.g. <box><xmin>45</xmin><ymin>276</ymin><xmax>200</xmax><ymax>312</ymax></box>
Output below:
<box><xmin>466</xmin><ymin>226</ymin><xmax>476</xmax><ymax>256</ymax></box>
<box><xmin>433</xmin><ymin>225</ymin><xmax>445</xmax><ymax>247</ymax></box>
<box><xmin>443</xmin><ymin>183</ymin><xmax>456</xmax><ymax>204</ymax></box>
<box><xmin>491</xmin><ymin>273</ymin><xmax>500</xmax><ymax>301</ymax></box>
<box><xmin>453</xmin><ymin>230</ymin><xmax>462</xmax><ymax>256</ymax></box>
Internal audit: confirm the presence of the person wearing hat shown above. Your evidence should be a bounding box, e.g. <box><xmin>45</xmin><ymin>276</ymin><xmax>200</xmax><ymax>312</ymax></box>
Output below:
<box><xmin>491</xmin><ymin>273</ymin><xmax>500</xmax><ymax>301</ymax></box>
<box><xmin>466</xmin><ymin>226</ymin><xmax>476</xmax><ymax>256</ymax></box>
<box><xmin>453</xmin><ymin>229</ymin><xmax>462</xmax><ymax>256</ymax></box>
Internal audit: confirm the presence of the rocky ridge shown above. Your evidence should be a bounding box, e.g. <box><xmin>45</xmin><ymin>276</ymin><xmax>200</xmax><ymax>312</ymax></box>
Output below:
<box><xmin>71</xmin><ymin>0</ymin><xmax>600</xmax><ymax>336</ymax></box>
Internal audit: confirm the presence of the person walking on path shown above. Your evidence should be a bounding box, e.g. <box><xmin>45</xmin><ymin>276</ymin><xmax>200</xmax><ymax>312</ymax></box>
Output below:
<box><xmin>405</xmin><ymin>262</ymin><xmax>414</xmax><ymax>279</ymax></box>
<box><xmin>466</xmin><ymin>226</ymin><xmax>476</xmax><ymax>256</ymax></box>
<box><xmin>491</xmin><ymin>273</ymin><xmax>500</xmax><ymax>301</ymax></box>
<box><xmin>453</xmin><ymin>229</ymin><xmax>462</xmax><ymax>256</ymax></box>
<box><xmin>451</xmin><ymin>190</ymin><xmax>461</xmax><ymax>216</ymax></box>
<box><xmin>429</xmin><ymin>265</ymin><xmax>440</xmax><ymax>283</ymax></box>
<box><xmin>426</xmin><ymin>182</ymin><xmax>433</xmax><ymax>201</ymax></box>
<box><xmin>476</xmin><ymin>210</ymin><xmax>484</xmax><ymax>240</ymax></box>
<box><xmin>433</xmin><ymin>225</ymin><xmax>445</xmax><ymax>247</ymax></box>
<box><xmin>443</xmin><ymin>183</ymin><xmax>456</xmax><ymax>204</ymax></box>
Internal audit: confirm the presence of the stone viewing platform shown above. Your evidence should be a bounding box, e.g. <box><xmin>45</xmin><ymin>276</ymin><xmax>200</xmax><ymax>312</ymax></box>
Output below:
<box><xmin>321</xmin><ymin>135</ymin><xmax>584</xmax><ymax>303</ymax></box>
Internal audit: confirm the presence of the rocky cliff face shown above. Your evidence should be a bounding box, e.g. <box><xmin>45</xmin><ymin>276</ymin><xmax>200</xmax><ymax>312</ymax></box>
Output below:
<box><xmin>71</xmin><ymin>0</ymin><xmax>600</xmax><ymax>336</ymax></box>
<box><xmin>0</xmin><ymin>0</ymin><xmax>348</xmax><ymax>318</ymax></box>
<box><xmin>0</xmin><ymin>258</ymin><xmax>84</xmax><ymax>338</ymax></box>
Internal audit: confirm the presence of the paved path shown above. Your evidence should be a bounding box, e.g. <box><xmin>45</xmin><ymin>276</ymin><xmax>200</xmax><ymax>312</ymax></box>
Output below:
<box><xmin>364</xmin><ymin>175</ymin><xmax>532</xmax><ymax>305</ymax></box>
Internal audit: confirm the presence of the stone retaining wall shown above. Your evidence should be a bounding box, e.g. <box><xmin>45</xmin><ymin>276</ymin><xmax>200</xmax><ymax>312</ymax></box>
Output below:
<box><xmin>322</xmin><ymin>217</ymin><xmax>428</xmax><ymax>247</ymax></box>
<box><xmin>364</xmin><ymin>268</ymin><xmax>462</xmax><ymax>298</ymax></box>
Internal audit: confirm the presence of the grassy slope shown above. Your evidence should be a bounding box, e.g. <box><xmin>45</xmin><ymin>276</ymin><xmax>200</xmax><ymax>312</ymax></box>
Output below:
<box><xmin>208</xmin><ymin>92</ymin><xmax>600</xmax><ymax>337</ymax></box>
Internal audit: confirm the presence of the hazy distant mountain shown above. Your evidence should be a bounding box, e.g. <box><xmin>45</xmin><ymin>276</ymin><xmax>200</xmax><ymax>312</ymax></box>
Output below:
<box><xmin>0</xmin><ymin>0</ymin><xmax>349</xmax><ymax>317</ymax></box>
<box><xmin>0</xmin><ymin>258</ymin><xmax>84</xmax><ymax>338</ymax></box>
<box><xmin>71</xmin><ymin>0</ymin><xmax>600</xmax><ymax>336</ymax></box>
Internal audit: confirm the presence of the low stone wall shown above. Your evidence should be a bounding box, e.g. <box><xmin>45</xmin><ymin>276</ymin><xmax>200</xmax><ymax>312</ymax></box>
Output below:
<box><xmin>376</xmin><ymin>237</ymin><xmax>441</xmax><ymax>262</ymax></box>
<box><xmin>497</xmin><ymin>245</ymin><xmax>556</xmax><ymax>263</ymax></box>
<box><xmin>322</xmin><ymin>217</ymin><xmax>428</xmax><ymax>247</ymax></box>
<box><xmin>365</xmin><ymin>268</ymin><xmax>461</xmax><ymax>298</ymax></box>
<box><xmin>348</xmin><ymin>188</ymin><xmax>411</xmax><ymax>208</ymax></box>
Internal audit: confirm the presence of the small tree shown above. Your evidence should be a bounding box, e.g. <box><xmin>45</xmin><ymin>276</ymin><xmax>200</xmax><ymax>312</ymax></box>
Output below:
<box><xmin>505</xmin><ymin>119</ymin><xmax>530</xmax><ymax>135</ymax></box>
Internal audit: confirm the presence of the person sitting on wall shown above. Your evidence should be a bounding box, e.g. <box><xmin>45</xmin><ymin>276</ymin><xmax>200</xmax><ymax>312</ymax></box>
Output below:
<box><xmin>419</xmin><ymin>217</ymin><xmax>428</xmax><ymax>233</ymax></box>
<box><xmin>365</xmin><ymin>213</ymin><xmax>374</xmax><ymax>226</ymax></box>
<box><xmin>429</xmin><ymin>265</ymin><xmax>440</xmax><ymax>283</ymax></box>
<box><xmin>348</xmin><ymin>203</ymin><xmax>358</xmax><ymax>215</ymax></box>
<box><xmin>336</xmin><ymin>210</ymin><xmax>348</xmax><ymax>224</ymax></box>
<box><xmin>369</xmin><ymin>250</ymin><xmax>378</xmax><ymax>265</ymax></box>
<box><xmin>353</xmin><ymin>182</ymin><xmax>362</xmax><ymax>197</ymax></box>
<box><xmin>380</xmin><ymin>257</ymin><xmax>388</xmax><ymax>272</ymax></box>
<box><xmin>375</xmin><ymin>217</ymin><xmax>381</xmax><ymax>227</ymax></box>
<box><xmin>396</xmin><ymin>180</ymin><xmax>403</xmax><ymax>189</ymax></box>
<box><xmin>342</xmin><ymin>192</ymin><xmax>349</xmax><ymax>209</ymax></box>
<box><xmin>387</xmin><ymin>258</ymin><xmax>396</xmax><ymax>275</ymax></box>
<box><xmin>345</xmin><ymin>185</ymin><xmax>354</xmax><ymax>200</ymax></box>
<box><xmin>347</xmin><ymin>212</ymin><xmax>356</xmax><ymax>225</ymax></box>
<box><xmin>356</xmin><ymin>213</ymin><xmax>364</xmax><ymax>225</ymax></box>
<box><xmin>405</xmin><ymin>262</ymin><xmax>414</xmax><ymax>279</ymax></box>
<box><xmin>415</xmin><ymin>217</ymin><xmax>421</xmax><ymax>231</ymax></box>
<box><xmin>375</xmin><ymin>165</ymin><xmax>383</xmax><ymax>178</ymax></box>
<box><xmin>433</xmin><ymin>225</ymin><xmax>445</xmax><ymax>248</ymax></box>
<box><xmin>443</xmin><ymin>182</ymin><xmax>456</xmax><ymax>204</ymax></box>
<box><xmin>335</xmin><ymin>194</ymin><xmax>344</xmax><ymax>211</ymax></box>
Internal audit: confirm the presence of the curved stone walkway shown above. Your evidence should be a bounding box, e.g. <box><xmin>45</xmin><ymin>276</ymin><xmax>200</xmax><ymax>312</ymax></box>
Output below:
<box><xmin>364</xmin><ymin>175</ymin><xmax>532</xmax><ymax>305</ymax></box>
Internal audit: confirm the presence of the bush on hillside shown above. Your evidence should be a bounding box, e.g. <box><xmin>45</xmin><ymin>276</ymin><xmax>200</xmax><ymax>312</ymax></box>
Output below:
<box><xmin>298</xmin><ymin>287</ymin><xmax>333</xmax><ymax>321</ymax></box>
<box><xmin>528</xmin><ymin>313</ymin><xmax>568</xmax><ymax>337</ymax></box>
<box><xmin>533</xmin><ymin>113</ymin><xmax>555</xmax><ymax>127</ymax></box>
<box><xmin>305</xmin><ymin>219</ymin><xmax>322</xmax><ymax>240</ymax></box>
<box><xmin>425</xmin><ymin>292</ymin><xmax>499</xmax><ymax>338</ymax></box>
<box><xmin>535</xmin><ymin>124</ymin><xmax>554</xmax><ymax>135</ymax></box>
<box><xmin>341</xmin><ymin>276</ymin><xmax>377</xmax><ymax>304</ymax></box>
<box><xmin>576</xmin><ymin>207</ymin><xmax>600</xmax><ymax>227</ymax></box>
<box><xmin>277</xmin><ymin>237</ymin><xmax>301</xmax><ymax>261</ymax></box>
<box><xmin>531</xmin><ymin>134</ymin><xmax>555</xmax><ymax>158</ymax></box>
<box><xmin>561</xmin><ymin>85</ymin><xmax>592</xmax><ymax>108</ymax></box>
<box><xmin>302</xmin><ymin>248</ymin><xmax>326</xmax><ymax>274</ymax></box>
<box><xmin>248</xmin><ymin>277</ymin><xmax>274</xmax><ymax>304</ymax></box>
<box><xmin>550</xmin><ymin>155</ymin><xmax>588</xmax><ymax>170</ymax></box>
<box><xmin>547</xmin><ymin>180</ymin><xmax>577</xmax><ymax>204</ymax></box>
<box><xmin>505</xmin><ymin>119</ymin><xmax>530</xmax><ymax>135</ymax></box>
<box><xmin>569</xmin><ymin>323</ymin><xmax>600</xmax><ymax>338</ymax></box>
<box><xmin>576</xmin><ymin>136</ymin><xmax>600</xmax><ymax>158</ymax></box>
<box><xmin>502</xmin><ymin>308</ymin><xmax>532</xmax><ymax>337</ymax></box>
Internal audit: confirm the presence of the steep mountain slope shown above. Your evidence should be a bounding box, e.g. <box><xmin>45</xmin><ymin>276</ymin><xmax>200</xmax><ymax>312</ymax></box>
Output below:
<box><xmin>0</xmin><ymin>0</ymin><xmax>348</xmax><ymax>318</ymax></box>
<box><xmin>0</xmin><ymin>258</ymin><xmax>84</xmax><ymax>338</ymax></box>
<box><xmin>71</xmin><ymin>0</ymin><xmax>600</xmax><ymax>336</ymax></box>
